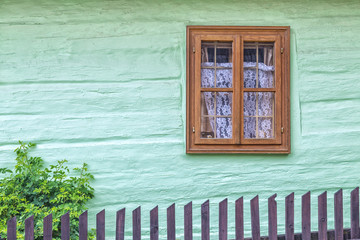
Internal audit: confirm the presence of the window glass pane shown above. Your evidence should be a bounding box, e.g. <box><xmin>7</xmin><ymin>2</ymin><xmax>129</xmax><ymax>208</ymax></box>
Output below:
<box><xmin>258</xmin><ymin>92</ymin><xmax>274</xmax><ymax>116</ymax></box>
<box><xmin>201</xmin><ymin>43</ymin><xmax>214</xmax><ymax>64</ymax></box>
<box><xmin>244</xmin><ymin>91</ymin><xmax>274</xmax><ymax>139</ymax></box>
<box><xmin>201</xmin><ymin>117</ymin><xmax>215</xmax><ymax>138</ymax></box>
<box><xmin>201</xmin><ymin>91</ymin><xmax>232</xmax><ymax>139</ymax></box>
<box><xmin>201</xmin><ymin>41</ymin><xmax>232</xmax><ymax>88</ymax></box>
<box><xmin>216</xmin><ymin>117</ymin><xmax>232</xmax><ymax>139</ymax></box>
<box><xmin>244</xmin><ymin>68</ymin><xmax>256</xmax><ymax>88</ymax></box>
<box><xmin>244</xmin><ymin>42</ymin><xmax>274</xmax><ymax>88</ymax></box>
<box><xmin>216</xmin><ymin>68</ymin><xmax>232</xmax><ymax>88</ymax></box>
<box><xmin>260</xmin><ymin>45</ymin><xmax>274</xmax><ymax>66</ymax></box>
<box><xmin>259</xmin><ymin>44</ymin><xmax>274</xmax><ymax>88</ymax></box>
<box><xmin>201</xmin><ymin>42</ymin><xmax>215</xmax><ymax>87</ymax></box>
<box><xmin>201</xmin><ymin>91</ymin><xmax>215</xmax><ymax>139</ymax></box>
<box><xmin>216</xmin><ymin>43</ymin><xmax>232</xmax><ymax>64</ymax></box>
<box><xmin>258</xmin><ymin>117</ymin><xmax>273</xmax><ymax>138</ymax></box>
<box><xmin>216</xmin><ymin>42</ymin><xmax>232</xmax><ymax>87</ymax></box>
<box><xmin>216</xmin><ymin>92</ymin><xmax>232</xmax><ymax>116</ymax></box>
<box><xmin>201</xmin><ymin>92</ymin><xmax>215</xmax><ymax>116</ymax></box>
<box><xmin>201</xmin><ymin>68</ymin><xmax>215</xmax><ymax>88</ymax></box>
<box><xmin>244</xmin><ymin>92</ymin><xmax>256</xmax><ymax>116</ymax></box>
<box><xmin>244</xmin><ymin>48</ymin><xmax>256</xmax><ymax>62</ymax></box>
<box><xmin>244</xmin><ymin>117</ymin><xmax>256</xmax><ymax>139</ymax></box>
<box><xmin>200</xmin><ymin>117</ymin><xmax>233</xmax><ymax>139</ymax></box>
<box><xmin>258</xmin><ymin>47</ymin><xmax>264</xmax><ymax>63</ymax></box>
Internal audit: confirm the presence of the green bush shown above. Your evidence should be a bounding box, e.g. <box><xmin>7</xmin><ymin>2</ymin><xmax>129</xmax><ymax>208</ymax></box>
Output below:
<box><xmin>0</xmin><ymin>141</ymin><xmax>95</xmax><ymax>239</ymax></box>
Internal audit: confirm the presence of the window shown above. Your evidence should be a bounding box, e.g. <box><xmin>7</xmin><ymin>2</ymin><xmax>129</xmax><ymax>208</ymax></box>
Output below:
<box><xmin>186</xmin><ymin>26</ymin><xmax>290</xmax><ymax>153</ymax></box>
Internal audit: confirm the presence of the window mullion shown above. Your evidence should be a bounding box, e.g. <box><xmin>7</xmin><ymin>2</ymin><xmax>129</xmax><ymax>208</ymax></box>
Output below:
<box><xmin>234</xmin><ymin>35</ymin><xmax>241</xmax><ymax>144</ymax></box>
<box><xmin>239</xmin><ymin>36</ymin><xmax>245</xmax><ymax>144</ymax></box>
<box><xmin>274</xmin><ymin>35</ymin><xmax>282</xmax><ymax>144</ymax></box>
<box><xmin>194</xmin><ymin>36</ymin><xmax>202</xmax><ymax>144</ymax></box>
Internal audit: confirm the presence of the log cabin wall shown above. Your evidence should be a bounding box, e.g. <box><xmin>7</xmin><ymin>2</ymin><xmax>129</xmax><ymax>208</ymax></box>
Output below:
<box><xmin>0</xmin><ymin>0</ymin><xmax>359</xmax><ymax>238</ymax></box>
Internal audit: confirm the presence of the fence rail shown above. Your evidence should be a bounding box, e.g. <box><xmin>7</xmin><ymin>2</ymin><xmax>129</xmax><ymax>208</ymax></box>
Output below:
<box><xmin>5</xmin><ymin>187</ymin><xmax>360</xmax><ymax>240</ymax></box>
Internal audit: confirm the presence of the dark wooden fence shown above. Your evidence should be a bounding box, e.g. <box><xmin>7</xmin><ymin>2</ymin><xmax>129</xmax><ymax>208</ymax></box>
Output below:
<box><xmin>5</xmin><ymin>188</ymin><xmax>360</xmax><ymax>240</ymax></box>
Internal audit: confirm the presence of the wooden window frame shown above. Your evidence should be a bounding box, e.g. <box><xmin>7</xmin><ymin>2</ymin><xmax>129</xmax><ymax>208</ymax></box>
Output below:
<box><xmin>186</xmin><ymin>26</ymin><xmax>290</xmax><ymax>154</ymax></box>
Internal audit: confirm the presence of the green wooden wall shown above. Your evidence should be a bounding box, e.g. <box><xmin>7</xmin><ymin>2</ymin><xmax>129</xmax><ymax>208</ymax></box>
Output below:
<box><xmin>1</xmin><ymin>0</ymin><xmax>360</xmax><ymax>238</ymax></box>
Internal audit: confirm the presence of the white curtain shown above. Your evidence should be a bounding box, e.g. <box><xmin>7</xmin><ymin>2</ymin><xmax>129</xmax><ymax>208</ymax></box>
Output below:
<box><xmin>201</xmin><ymin>62</ymin><xmax>274</xmax><ymax>139</ymax></box>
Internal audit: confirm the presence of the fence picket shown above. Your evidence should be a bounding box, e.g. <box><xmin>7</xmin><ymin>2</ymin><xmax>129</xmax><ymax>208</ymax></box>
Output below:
<box><xmin>184</xmin><ymin>202</ymin><xmax>193</xmax><ymax>240</ymax></box>
<box><xmin>351</xmin><ymin>187</ymin><xmax>359</xmax><ymax>239</ymax></box>
<box><xmin>268</xmin><ymin>194</ymin><xmax>277</xmax><ymax>240</ymax></box>
<box><xmin>97</xmin><ymin>209</ymin><xmax>105</xmax><ymax>240</ymax></box>
<box><xmin>133</xmin><ymin>207</ymin><xmax>141</xmax><ymax>240</ymax></box>
<box><xmin>219</xmin><ymin>198</ymin><xmax>228</xmax><ymax>240</ymax></box>
<box><xmin>334</xmin><ymin>189</ymin><xmax>343</xmax><ymax>240</ymax></box>
<box><xmin>43</xmin><ymin>214</ymin><xmax>52</xmax><ymax>240</ymax></box>
<box><xmin>302</xmin><ymin>191</ymin><xmax>311</xmax><ymax>240</ymax></box>
<box><xmin>251</xmin><ymin>195</ymin><xmax>260</xmax><ymax>240</ymax></box>
<box><xmin>79</xmin><ymin>210</ymin><xmax>88</xmax><ymax>240</ymax></box>
<box><xmin>7</xmin><ymin>216</ymin><xmax>16</xmax><ymax>240</ymax></box>
<box><xmin>285</xmin><ymin>193</ymin><xmax>294</xmax><ymax>240</ymax></box>
<box><xmin>167</xmin><ymin>203</ymin><xmax>176</xmax><ymax>240</ymax></box>
<box><xmin>201</xmin><ymin>200</ymin><xmax>210</xmax><ymax>240</ymax></box>
<box><xmin>116</xmin><ymin>208</ymin><xmax>126</xmax><ymax>240</ymax></box>
<box><xmin>235</xmin><ymin>197</ymin><xmax>244</xmax><ymax>240</ymax></box>
<box><xmin>4</xmin><ymin>188</ymin><xmax>360</xmax><ymax>240</ymax></box>
<box><xmin>318</xmin><ymin>191</ymin><xmax>327</xmax><ymax>240</ymax></box>
<box><xmin>61</xmin><ymin>212</ymin><xmax>70</xmax><ymax>240</ymax></box>
<box><xmin>25</xmin><ymin>215</ymin><xmax>34</xmax><ymax>240</ymax></box>
<box><xmin>150</xmin><ymin>206</ymin><xmax>159</xmax><ymax>240</ymax></box>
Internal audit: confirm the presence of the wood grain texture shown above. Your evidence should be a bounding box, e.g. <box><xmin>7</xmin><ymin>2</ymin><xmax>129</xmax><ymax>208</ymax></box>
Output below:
<box><xmin>96</xmin><ymin>209</ymin><xmax>105</xmax><ymax>240</ymax></box>
<box><xmin>268</xmin><ymin>194</ymin><xmax>277</xmax><ymax>240</ymax></box>
<box><xmin>184</xmin><ymin>202</ymin><xmax>193</xmax><ymax>240</ymax></box>
<box><xmin>318</xmin><ymin>192</ymin><xmax>327</xmax><ymax>240</ymax></box>
<box><xmin>133</xmin><ymin>207</ymin><xmax>141</xmax><ymax>240</ymax></box>
<box><xmin>7</xmin><ymin>216</ymin><xmax>16</xmax><ymax>240</ymax></box>
<box><xmin>334</xmin><ymin>189</ymin><xmax>343</xmax><ymax>240</ymax></box>
<box><xmin>285</xmin><ymin>192</ymin><xmax>294</xmax><ymax>240</ymax></box>
<box><xmin>150</xmin><ymin>206</ymin><xmax>159</xmax><ymax>240</ymax></box>
<box><xmin>187</xmin><ymin>26</ymin><xmax>290</xmax><ymax>153</ymax></box>
<box><xmin>25</xmin><ymin>215</ymin><xmax>34</xmax><ymax>240</ymax></box>
<box><xmin>43</xmin><ymin>214</ymin><xmax>52</xmax><ymax>240</ymax></box>
<box><xmin>219</xmin><ymin>198</ymin><xmax>228</xmax><ymax>240</ymax></box>
<box><xmin>4</xmin><ymin>188</ymin><xmax>360</xmax><ymax>240</ymax></box>
<box><xmin>201</xmin><ymin>200</ymin><xmax>210</xmax><ymax>240</ymax></box>
<box><xmin>351</xmin><ymin>187</ymin><xmax>359</xmax><ymax>239</ymax></box>
<box><xmin>251</xmin><ymin>195</ymin><xmax>260</xmax><ymax>240</ymax></box>
<box><xmin>61</xmin><ymin>212</ymin><xmax>70</xmax><ymax>240</ymax></box>
<box><xmin>79</xmin><ymin>211</ymin><xmax>88</xmax><ymax>240</ymax></box>
<box><xmin>235</xmin><ymin>197</ymin><xmax>244</xmax><ymax>240</ymax></box>
<box><xmin>167</xmin><ymin>203</ymin><xmax>176</xmax><ymax>240</ymax></box>
<box><xmin>116</xmin><ymin>208</ymin><xmax>126</xmax><ymax>240</ymax></box>
<box><xmin>302</xmin><ymin>191</ymin><xmax>311</xmax><ymax>240</ymax></box>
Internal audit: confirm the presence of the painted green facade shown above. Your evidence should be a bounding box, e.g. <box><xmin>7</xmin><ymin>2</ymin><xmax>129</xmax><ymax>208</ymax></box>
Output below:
<box><xmin>1</xmin><ymin>0</ymin><xmax>360</xmax><ymax>238</ymax></box>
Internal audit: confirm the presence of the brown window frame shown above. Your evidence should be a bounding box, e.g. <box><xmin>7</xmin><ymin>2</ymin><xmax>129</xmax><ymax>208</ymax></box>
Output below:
<box><xmin>186</xmin><ymin>26</ymin><xmax>290</xmax><ymax>154</ymax></box>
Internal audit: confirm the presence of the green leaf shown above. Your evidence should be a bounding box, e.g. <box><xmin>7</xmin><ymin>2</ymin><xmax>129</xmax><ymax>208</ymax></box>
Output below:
<box><xmin>0</xmin><ymin>141</ymin><xmax>95</xmax><ymax>239</ymax></box>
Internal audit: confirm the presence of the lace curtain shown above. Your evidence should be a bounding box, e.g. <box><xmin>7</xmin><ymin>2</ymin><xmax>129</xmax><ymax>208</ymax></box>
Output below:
<box><xmin>201</xmin><ymin>62</ymin><xmax>274</xmax><ymax>139</ymax></box>
<box><xmin>201</xmin><ymin>62</ymin><xmax>232</xmax><ymax>138</ymax></box>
